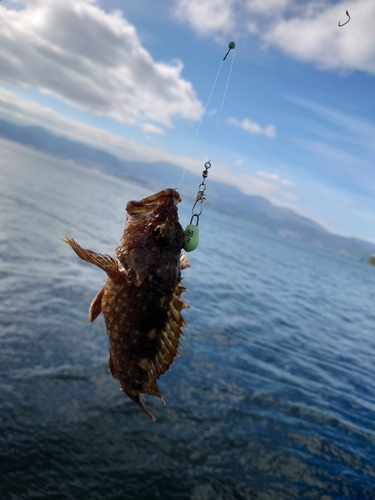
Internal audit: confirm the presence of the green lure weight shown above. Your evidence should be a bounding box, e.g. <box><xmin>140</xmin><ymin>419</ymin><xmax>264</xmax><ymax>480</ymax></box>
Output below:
<box><xmin>184</xmin><ymin>224</ymin><xmax>200</xmax><ymax>252</ymax></box>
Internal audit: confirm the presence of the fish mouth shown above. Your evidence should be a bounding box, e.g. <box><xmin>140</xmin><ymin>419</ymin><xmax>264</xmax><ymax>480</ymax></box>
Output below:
<box><xmin>126</xmin><ymin>188</ymin><xmax>181</xmax><ymax>216</ymax></box>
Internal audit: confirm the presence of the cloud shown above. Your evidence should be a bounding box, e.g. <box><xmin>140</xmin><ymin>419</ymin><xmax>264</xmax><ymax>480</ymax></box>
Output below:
<box><xmin>235</xmin><ymin>172</ymin><xmax>297</xmax><ymax>202</ymax></box>
<box><xmin>0</xmin><ymin>86</ymin><xmax>296</xmax><ymax>207</ymax></box>
<box><xmin>291</xmin><ymin>97</ymin><xmax>375</xmax><ymax>153</ymax></box>
<box><xmin>261</xmin><ymin>0</ymin><xmax>375</xmax><ymax>74</ymax></box>
<box><xmin>142</xmin><ymin>123</ymin><xmax>165</xmax><ymax>135</ymax></box>
<box><xmin>0</xmin><ymin>0</ymin><xmax>202</xmax><ymax>126</ymax></box>
<box><xmin>281</xmin><ymin>172</ymin><xmax>375</xmax><ymax>242</ymax></box>
<box><xmin>173</xmin><ymin>0</ymin><xmax>375</xmax><ymax>75</ymax></box>
<box><xmin>256</xmin><ymin>170</ymin><xmax>294</xmax><ymax>187</ymax></box>
<box><xmin>286</xmin><ymin>96</ymin><xmax>375</xmax><ymax>193</ymax></box>
<box><xmin>228</xmin><ymin>117</ymin><xmax>276</xmax><ymax>137</ymax></box>
<box><xmin>1</xmin><ymin>85</ymin><xmax>374</xmax><ymax>242</ymax></box>
<box><xmin>173</xmin><ymin>0</ymin><xmax>236</xmax><ymax>38</ymax></box>
<box><xmin>0</xmin><ymin>87</ymin><xmax>174</xmax><ymax>163</ymax></box>
<box><xmin>245</xmin><ymin>0</ymin><xmax>290</xmax><ymax>17</ymax></box>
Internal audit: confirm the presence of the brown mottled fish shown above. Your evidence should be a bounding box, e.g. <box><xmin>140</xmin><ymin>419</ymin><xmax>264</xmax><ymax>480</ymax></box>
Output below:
<box><xmin>63</xmin><ymin>188</ymin><xmax>190</xmax><ymax>421</ymax></box>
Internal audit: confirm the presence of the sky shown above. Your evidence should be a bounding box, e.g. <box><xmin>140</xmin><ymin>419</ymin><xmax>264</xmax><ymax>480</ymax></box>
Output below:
<box><xmin>0</xmin><ymin>0</ymin><xmax>375</xmax><ymax>242</ymax></box>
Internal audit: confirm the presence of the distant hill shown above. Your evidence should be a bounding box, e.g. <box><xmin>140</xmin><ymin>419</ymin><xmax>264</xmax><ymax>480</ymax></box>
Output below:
<box><xmin>1</xmin><ymin>117</ymin><xmax>374</xmax><ymax>261</ymax></box>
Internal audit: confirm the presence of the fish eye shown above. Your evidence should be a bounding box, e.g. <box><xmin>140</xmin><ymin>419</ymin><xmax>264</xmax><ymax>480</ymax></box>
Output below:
<box><xmin>151</xmin><ymin>225</ymin><xmax>163</xmax><ymax>239</ymax></box>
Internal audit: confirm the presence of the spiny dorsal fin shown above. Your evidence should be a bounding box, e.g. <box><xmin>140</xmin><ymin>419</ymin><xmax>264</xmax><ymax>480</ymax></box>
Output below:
<box><xmin>152</xmin><ymin>289</ymin><xmax>189</xmax><ymax>377</ymax></box>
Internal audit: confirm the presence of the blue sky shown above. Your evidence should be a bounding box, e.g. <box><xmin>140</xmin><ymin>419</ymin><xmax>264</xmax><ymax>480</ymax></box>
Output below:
<box><xmin>1</xmin><ymin>0</ymin><xmax>375</xmax><ymax>242</ymax></box>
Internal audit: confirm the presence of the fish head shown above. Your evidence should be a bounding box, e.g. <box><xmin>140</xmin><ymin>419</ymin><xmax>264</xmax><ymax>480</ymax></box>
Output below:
<box><xmin>115</xmin><ymin>188</ymin><xmax>185</xmax><ymax>286</ymax></box>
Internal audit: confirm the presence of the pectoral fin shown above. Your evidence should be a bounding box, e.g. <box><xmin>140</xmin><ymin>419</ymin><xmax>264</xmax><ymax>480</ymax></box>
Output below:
<box><xmin>180</xmin><ymin>252</ymin><xmax>191</xmax><ymax>270</ymax></box>
<box><xmin>62</xmin><ymin>236</ymin><xmax>119</xmax><ymax>276</ymax></box>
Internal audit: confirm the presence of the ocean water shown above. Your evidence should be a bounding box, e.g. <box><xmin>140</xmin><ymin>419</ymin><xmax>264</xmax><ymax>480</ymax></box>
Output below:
<box><xmin>1</xmin><ymin>137</ymin><xmax>375</xmax><ymax>500</ymax></box>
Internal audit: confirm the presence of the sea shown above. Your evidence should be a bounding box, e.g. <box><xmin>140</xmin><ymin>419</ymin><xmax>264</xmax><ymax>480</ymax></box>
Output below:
<box><xmin>1</xmin><ymin>137</ymin><xmax>375</xmax><ymax>500</ymax></box>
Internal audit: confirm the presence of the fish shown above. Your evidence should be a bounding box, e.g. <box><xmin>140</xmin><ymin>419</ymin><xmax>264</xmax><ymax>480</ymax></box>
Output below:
<box><xmin>62</xmin><ymin>188</ymin><xmax>190</xmax><ymax>421</ymax></box>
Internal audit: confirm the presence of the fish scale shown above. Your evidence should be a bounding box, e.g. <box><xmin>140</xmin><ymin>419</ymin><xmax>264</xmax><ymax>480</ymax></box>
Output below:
<box><xmin>63</xmin><ymin>188</ymin><xmax>190</xmax><ymax>421</ymax></box>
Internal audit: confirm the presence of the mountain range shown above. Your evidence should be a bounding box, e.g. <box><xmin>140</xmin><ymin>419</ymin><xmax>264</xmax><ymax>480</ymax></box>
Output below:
<box><xmin>1</xmin><ymin>117</ymin><xmax>374</xmax><ymax>261</ymax></box>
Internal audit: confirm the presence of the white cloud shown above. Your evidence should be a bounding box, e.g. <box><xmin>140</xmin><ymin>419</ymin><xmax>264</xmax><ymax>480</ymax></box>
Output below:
<box><xmin>173</xmin><ymin>0</ymin><xmax>375</xmax><ymax>75</ymax></box>
<box><xmin>0</xmin><ymin>86</ymin><xmax>296</xmax><ymax>206</ymax></box>
<box><xmin>262</xmin><ymin>0</ymin><xmax>375</xmax><ymax>73</ymax></box>
<box><xmin>256</xmin><ymin>170</ymin><xmax>295</xmax><ymax>188</ymax></box>
<box><xmin>0</xmin><ymin>87</ymin><xmax>172</xmax><ymax>163</ymax></box>
<box><xmin>2</xmin><ymin>84</ymin><xmax>375</xmax><ymax>242</ymax></box>
<box><xmin>257</xmin><ymin>171</ymin><xmax>280</xmax><ymax>181</ymax></box>
<box><xmin>287</xmin><ymin>96</ymin><xmax>375</xmax><ymax>192</ymax></box>
<box><xmin>173</xmin><ymin>0</ymin><xmax>236</xmax><ymax>38</ymax></box>
<box><xmin>0</xmin><ymin>0</ymin><xmax>202</xmax><ymax>126</ymax></box>
<box><xmin>291</xmin><ymin>97</ymin><xmax>375</xmax><ymax>153</ymax></box>
<box><xmin>228</xmin><ymin>117</ymin><xmax>276</xmax><ymax>137</ymax></box>
<box><xmin>235</xmin><ymin>172</ymin><xmax>297</xmax><ymax>202</ymax></box>
<box><xmin>142</xmin><ymin>123</ymin><xmax>165</xmax><ymax>135</ymax></box>
<box><xmin>246</xmin><ymin>0</ymin><xmax>289</xmax><ymax>15</ymax></box>
<box><xmin>282</xmin><ymin>173</ymin><xmax>375</xmax><ymax>242</ymax></box>
<box><xmin>256</xmin><ymin>170</ymin><xmax>293</xmax><ymax>185</ymax></box>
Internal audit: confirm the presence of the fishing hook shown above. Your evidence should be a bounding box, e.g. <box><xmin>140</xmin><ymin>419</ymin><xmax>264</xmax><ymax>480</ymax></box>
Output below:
<box><xmin>338</xmin><ymin>10</ymin><xmax>350</xmax><ymax>27</ymax></box>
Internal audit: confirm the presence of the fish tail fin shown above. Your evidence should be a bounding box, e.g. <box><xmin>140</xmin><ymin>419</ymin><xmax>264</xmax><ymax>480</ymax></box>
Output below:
<box><xmin>62</xmin><ymin>236</ymin><xmax>119</xmax><ymax>275</ymax></box>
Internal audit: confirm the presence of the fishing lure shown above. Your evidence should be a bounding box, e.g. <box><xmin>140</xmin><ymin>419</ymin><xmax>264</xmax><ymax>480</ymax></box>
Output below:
<box><xmin>223</xmin><ymin>41</ymin><xmax>236</xmax><ymax>61</ymax></box>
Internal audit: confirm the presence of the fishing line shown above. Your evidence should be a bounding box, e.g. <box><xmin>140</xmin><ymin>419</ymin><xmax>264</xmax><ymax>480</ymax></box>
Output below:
<box><xmin>208</xmin><ymin>48</ymin><xmax>235</xmax><ymax>161</ymax></box>
<box><xmin>178</xmin><ymin>59</ymin><xmax>225</xmax><ymax>190</ymax></box>
<box><xmin>180</xmin><ymin>2</ymin><xmax>245</xmax><ymax>252</ymax></box>
<box><xmin>229</xmin><ymin>0</ymin><xmax>246</xmax><ymax>43</ymax></box>
<box><xmin>206</xmin><ymin>0</ymin><xmax>245</xmax><ymax>159</ymax></box>
<box><xmin>178</xmin><ymin>1</ymin><xmax>245</xmax><ymax>192</ymax></box>
<box><xmin>183</xmin><ymin>46</ymin><xmax>236</xmax><ymax>252</ymax></box>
